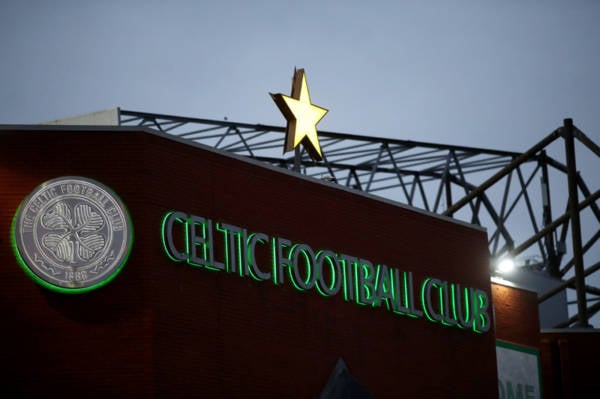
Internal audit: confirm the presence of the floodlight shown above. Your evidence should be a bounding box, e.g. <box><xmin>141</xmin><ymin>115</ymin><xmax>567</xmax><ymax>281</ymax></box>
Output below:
<box><xmin>497</xmin><ymin>257</ymin><xmax>515</xmax><ymax>274</ymax></box>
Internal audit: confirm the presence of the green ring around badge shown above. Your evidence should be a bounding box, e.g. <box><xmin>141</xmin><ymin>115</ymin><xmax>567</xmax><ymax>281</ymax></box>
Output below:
<box><xmin>10</xmin><ymin>177</ymin><xmax>134</xmax><ymax>294</ymax></box>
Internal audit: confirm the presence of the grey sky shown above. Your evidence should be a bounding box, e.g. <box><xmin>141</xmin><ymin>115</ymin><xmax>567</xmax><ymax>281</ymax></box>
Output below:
<box><xmin>2</xmin><ymin>1</ymin><xmax>598</xmax><ymax>150</ymax></box>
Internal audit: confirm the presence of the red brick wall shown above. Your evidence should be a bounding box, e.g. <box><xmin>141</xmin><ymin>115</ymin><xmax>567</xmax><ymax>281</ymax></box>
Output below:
<box><xmin>1</xmin><ymin>127</ymin><xmax>498</xmax><ymax>398</ymax></box>
<box><xmin>540</xmin><ymin>331</ymin><xmax>600</xmax><ymax>399</ymax></box>
<box><xmin>0</xmin><ymin>128</ymin><xmax>153</xmax><ymax>398</ymax></box>
<box><xmin>491</xmin><ymin>282</ymin><xmax>540</xmax><ymax>348</ymax></box>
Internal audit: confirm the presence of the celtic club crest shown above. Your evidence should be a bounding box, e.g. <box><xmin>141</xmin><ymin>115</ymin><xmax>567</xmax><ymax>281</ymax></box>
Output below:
<box><xmin>12</xmin><ymin>177</ymin><xmax>133</xmax><ymax>293</ymax></box>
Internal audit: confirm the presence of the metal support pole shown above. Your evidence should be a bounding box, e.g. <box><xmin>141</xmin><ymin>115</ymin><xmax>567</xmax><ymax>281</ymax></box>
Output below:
<box><xmin>564</xmin><ymin>118</ymin><xmax>589</xmax><ymax>327</ymax></box>
<box><xmin>540</xmin><ymin>151</ymin><xmax>559</xmax><ymax>276</ymax></box>
<box><xmin>445</xmin><ymin>178</ymin><xmax>453</xmax><ymax>217</ymax></box>
<box><xmin>293</xmin><ymin>147</ymin><xmax>301</xmax><ymax>172</ymax></box>
<box><xmin>539</xmin><ymin>260</ymin><xmax>600</xmax><ymax>304</ymax></box>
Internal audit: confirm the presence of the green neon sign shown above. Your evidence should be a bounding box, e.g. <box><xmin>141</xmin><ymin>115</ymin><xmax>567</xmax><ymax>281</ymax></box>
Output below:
<box><xmin>161</xmin><ymin>211</ymin><xmax>491</xmax><ymax>334</ymax></box>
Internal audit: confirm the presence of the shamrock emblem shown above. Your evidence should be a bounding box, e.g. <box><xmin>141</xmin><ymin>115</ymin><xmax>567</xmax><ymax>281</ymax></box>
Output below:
<box><xmin>41</xmin><ymin>202</ymin><xmax>106</xmax><ymax>263</ymax></box>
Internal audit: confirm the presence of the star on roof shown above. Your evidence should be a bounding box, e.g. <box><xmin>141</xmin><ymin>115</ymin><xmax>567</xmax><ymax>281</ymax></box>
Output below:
<box><xmin>270</xmin><ymin>68</ymin><xmax>328</xmax><ymax>161</ymax></box>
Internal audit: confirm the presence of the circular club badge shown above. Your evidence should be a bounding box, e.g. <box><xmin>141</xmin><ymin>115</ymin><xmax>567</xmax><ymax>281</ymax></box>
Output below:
<box><xmin>12</xmin><ymin>177</ymin><xmax>133</xmax><ymax>293</ymax></box>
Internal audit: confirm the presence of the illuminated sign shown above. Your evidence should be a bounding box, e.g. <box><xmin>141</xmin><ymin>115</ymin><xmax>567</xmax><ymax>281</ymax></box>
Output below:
<box><xmin>11</xmin><ymin>176</ymin><xmax>134</xmax><ymax>294</ymax></box>
<box><xmin>270</xmin><ymin>68</ymin><xmax>328</xmax><ymax>161</ymax></box>
<box><xmin>161</xmin><ymin>211</ymin><xmax>491</xmax><ymax>334</ymax></box>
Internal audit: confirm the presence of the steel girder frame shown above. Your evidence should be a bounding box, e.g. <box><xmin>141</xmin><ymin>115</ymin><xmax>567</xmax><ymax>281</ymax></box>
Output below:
<box><xmin>119</xmin><ymin>110</ymin><xmax>599</xmax><ymax>328</ymax></box>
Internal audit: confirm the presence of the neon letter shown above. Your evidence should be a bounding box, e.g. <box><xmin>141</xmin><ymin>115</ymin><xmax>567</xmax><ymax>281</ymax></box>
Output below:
<box><xmin>247</xmin><ymin>232</ymin><xmax>271</xmax><ymax>281</ymax></box>
<box><xmin>288</xmin><ymin>243</ymin><xmax>316</xmax><ymax>291</ymax></box>
<box><xmin>272</xmin><ymin>237</ymin><xmax>291</xmax><ymax>285</ymax></box>
<box><xmin>421</xmin><ymin>277</ymin><xmax>443</xmax><ymax>323</ymax></box>
<box><xmin>356</xmin><ymin>259</ymin><xmax>376</xmax><ymax>306</ymax></box>
<box><xmin>472</xmin><ymin>289</ymin><xmax>491</xmax><ymax>333</ymax></box>
<box><xmin>315</xmin><ymin>250</ymin><xmax>341</xmax><ymax>297</ymax></box>
<box><xmin>161</xmin><ymin>211</ymin><xmax>188</xmax><ymax>262</ymax></box>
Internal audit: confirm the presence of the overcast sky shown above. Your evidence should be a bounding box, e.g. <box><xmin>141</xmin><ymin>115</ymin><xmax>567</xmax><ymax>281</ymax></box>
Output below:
<box><xmin>1</xmin><ymin>1</ymin><xmax>598</xmax><ymax>151</ymax></box>
<box><xmin>2</xmin><ymin>1</ymin><xmax>599</xmax><ymax>321</ymax></box>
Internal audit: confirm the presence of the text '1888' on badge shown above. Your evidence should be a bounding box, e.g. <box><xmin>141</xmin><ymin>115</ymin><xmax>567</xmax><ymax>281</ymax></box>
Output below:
<box><xmin>11</xmin><ymin>176</ymin><xmax>133</xmax><ymax>294</ymax></box>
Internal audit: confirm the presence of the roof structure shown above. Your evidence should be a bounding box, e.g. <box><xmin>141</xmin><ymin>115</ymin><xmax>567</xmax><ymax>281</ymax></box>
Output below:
<box><xmin>44</xmin><ymin>108</ymin><xmax>600</xmax><ymax>328</ymax></box>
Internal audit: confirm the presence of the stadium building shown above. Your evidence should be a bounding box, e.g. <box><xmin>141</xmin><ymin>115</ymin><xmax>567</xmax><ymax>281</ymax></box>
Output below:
<box><xmin>2</xmin><ymin>72</ymin><xmax>599</xmax><ymax>398</ymax></box>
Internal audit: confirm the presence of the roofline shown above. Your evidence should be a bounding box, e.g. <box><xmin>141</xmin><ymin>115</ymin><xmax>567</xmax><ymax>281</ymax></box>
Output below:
<box><xmin>0</xmin><ymin>124</ymin><xmax>487</xmax><ymax>233</ymax></box>
<box><xmin>119</xmin><ymin>109</ymin><xmax>522</xmax><ymax>157</ymax></box>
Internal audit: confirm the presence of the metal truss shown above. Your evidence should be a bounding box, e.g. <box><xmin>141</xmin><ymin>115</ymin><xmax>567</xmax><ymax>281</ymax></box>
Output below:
<box><xmin>119</xmin><ymin>109</ymin><xmax>600</xmax><ymax>328</ymax></box>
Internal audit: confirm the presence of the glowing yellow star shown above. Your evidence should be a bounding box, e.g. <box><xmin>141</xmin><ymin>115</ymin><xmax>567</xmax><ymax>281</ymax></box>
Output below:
<box><xmin>270</xmin><ymin>68</ymin><xmax>328</xmax><ymax>161</ymax></box>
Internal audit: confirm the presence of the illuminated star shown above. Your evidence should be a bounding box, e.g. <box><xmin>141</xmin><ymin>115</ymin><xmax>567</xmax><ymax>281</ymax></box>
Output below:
<box><xmin>270</xmin><ymin>68</ymin><xmax>328</xmax><ymax>161</ymax></box>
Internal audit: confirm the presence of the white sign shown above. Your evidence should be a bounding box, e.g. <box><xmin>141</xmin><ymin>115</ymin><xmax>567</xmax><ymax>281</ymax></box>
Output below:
<box><xmin>496</xmin><ymin>341</ymin><xmax>541</xmax><ymax>399</ymax></box>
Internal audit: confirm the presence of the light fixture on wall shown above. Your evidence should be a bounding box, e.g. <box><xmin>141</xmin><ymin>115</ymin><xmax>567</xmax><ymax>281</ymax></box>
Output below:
<box><xmin>496</xmin><ymin>257</ymin><xmax>516</xmax><ymax>274</ymax></box>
